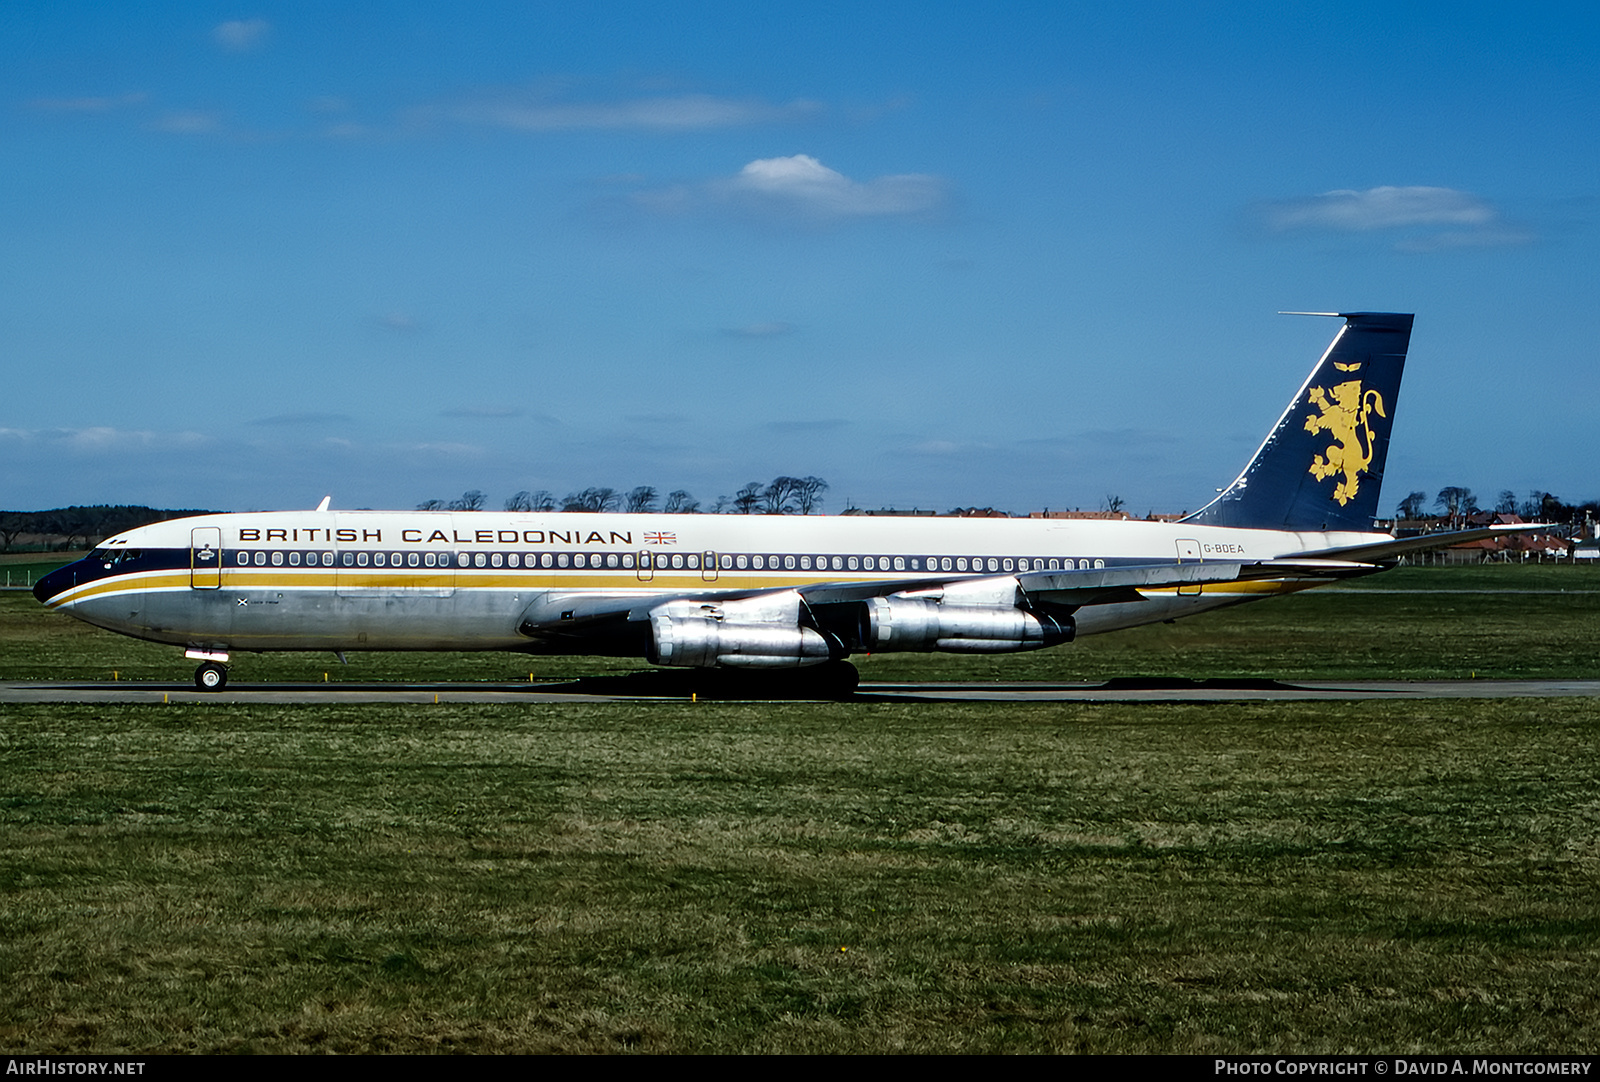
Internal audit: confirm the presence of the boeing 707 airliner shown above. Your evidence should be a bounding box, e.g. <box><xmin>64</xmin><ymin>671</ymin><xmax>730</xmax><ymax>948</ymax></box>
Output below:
<box><xmin>36</xmin><ymin>312</ymin><xmax>1521</xmax><ymax>692</ymax></box>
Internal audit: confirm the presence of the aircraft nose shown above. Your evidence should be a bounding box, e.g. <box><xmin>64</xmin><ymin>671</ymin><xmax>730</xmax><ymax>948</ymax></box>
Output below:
<box><xmin>33</xmin><ymin>564</ymin><xmax>76</xmax><ymax>605</ymax></box>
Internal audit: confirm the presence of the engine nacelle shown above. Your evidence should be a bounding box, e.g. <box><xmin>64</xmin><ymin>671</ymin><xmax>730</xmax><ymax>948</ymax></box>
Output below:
<box><xmin>649</xmin><ymin>614</ymin><xmax>833</xmax><ymax>669</ymax></box>
<box><xmin>860</xmin><ymin>596</ymin><xmax>1074</xmax><ymax>653</ymax></box>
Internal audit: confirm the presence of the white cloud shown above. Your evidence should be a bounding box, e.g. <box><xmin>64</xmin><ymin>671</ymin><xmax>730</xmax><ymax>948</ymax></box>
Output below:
<box><xmin>148</xmin><ymin>110</ymin><xmax>223</xmax><ymax>134</ymax></box>
<box><xmin>27</xmin><ymin>92</ymin><xmax>147</xmax><ymax>113</ymax></box>
<box><xmin>213</xmin><ymin>18</ymin><xmax>271</xmax><ymax>52</ymax></box>
<box><xmin>723</xmin><ymin>154</ymin><xmax>947</xmax><ymax>219</ymax></box>
<box><xmin>1265</xmin><ymin>186</ymin><xmax>1495</xmax><ymax>231</ymax></box>
<box><xmin>1260</xmin><ymin>185</ymin><xmax>1535</xmax><ymax>250</ymax></box>
<box><xmin>626</xmin><ymin>155</ymin><xmax>949</xmax><ymax>223</ymax></box>
<box><xmin>440</xmin><ymin>92</ymin><xmax>820</xmax><ymax>132</ymax></box>
<box><xmin>3</xmin><ymin>425</ymin><xmax>210</xmax><ymax>453</ymax></box>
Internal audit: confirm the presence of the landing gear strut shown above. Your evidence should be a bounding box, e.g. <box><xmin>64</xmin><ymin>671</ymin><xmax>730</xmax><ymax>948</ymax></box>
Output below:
<box><xmin>194</xmin><ymin>661</ymin><xmax>229</xmax><ymax>692</ymax></box>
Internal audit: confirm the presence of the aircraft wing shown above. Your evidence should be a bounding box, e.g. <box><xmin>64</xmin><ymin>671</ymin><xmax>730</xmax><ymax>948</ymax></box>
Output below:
<box><xmin>517</xmin><ymin>558</ymin><xmax>1379</xmax><ymax>644</ymax></box>
<box><xmin>1287</xmin><ymin>524</ymin><xmax>1553</xmax><ymax>563</ymax></box>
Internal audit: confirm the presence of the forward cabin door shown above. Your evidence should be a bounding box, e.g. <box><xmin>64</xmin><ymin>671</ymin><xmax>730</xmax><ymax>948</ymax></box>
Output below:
<box><xmin>190</xmin><ymin>527</ymin><xmax>222</xmax><ymax>590</ymax></box>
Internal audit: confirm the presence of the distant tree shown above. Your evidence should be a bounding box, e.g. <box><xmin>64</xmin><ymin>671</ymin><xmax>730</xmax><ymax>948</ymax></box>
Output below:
<box><xmin>505</xmin><ymin>490</ymin><xmax>556</xmax><ymax>513</ymax></box>
<box><xmin>761</xmin><ymin>476</ymin><xmax>800</xmax><ymax>514</ymax></box>
<box><xmin>1396</xmin><ymin>491</ymin><xmax>1428</xmax><ymax>519</ymax></box>
<box><xmin>1103</xmin><ymin>494</ymin><xmax>1126</xmax><ymax>515</ymax></box>
<box><xmin>733</xmin><ymin>483</ymin><xmax>763</xmax><ymax>515</ymax></box>
<box><xmin>625</xmin><ymin>486</ymin><xmax>659</xmax><ymax>513</ymax></box>
<box><xmin>562</xmin><ymin>487</ymin><xmax>620</xmax><ymax>513</ymax></box>
<box><xmin>710</xmin><ymin>495</ymin><xmax>731</xmax><ymax>515</ymax></box>
<box><xmin>447</xmin><ymin>490</ymin><xmax>487</xmax><ymax>511</ymax></box>
<box><xmin>0</xmin><ymin>512</ymin><xmax>25</xmax><ymax>552</ymax></box>
<box><xmin>663</xmin><ymin>490</ymin><xmax>699</xmax><ymax>514</ymax></box>
<box><xmin>416</xmin><ymin>499</ymin><xmax>445</xmax><ymax>511</ymax></box>
<box><xmin>1495</xmin><ymin>490</ymin><xmax>1518</xmax><ymax>516</ymax></box>
<box><xmin>1435</xmin><ymin>487</ymin><xmax>1477</xmax><ymax>523</ymax></box>
<box><xmin>793</xmin><ymin>476</ymin><xmax>829</xmax><ymax>515</ymax></box>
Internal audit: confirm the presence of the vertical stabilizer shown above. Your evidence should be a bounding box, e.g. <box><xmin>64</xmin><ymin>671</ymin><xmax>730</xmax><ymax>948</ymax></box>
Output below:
<box><xmin>1183</xmin><ymin>312</ymin><xmax>1413</xmax><ymax>532</ymax></box>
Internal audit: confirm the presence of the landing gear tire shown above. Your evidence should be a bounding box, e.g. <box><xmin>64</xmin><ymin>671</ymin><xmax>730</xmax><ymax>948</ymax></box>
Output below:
<box><xmin>195</xmin><ymin>662</ymin><xmax>228</xmax><ymax>692</ymax></box>
<box><xmin>812</xmin><ymin>660</ymin><xmax>860</xmax><ymax>698</ymax></box>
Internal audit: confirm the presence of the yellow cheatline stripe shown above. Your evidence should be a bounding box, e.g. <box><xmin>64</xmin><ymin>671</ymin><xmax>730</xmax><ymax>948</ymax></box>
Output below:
<box><xmin>1140</xmin><ymin>580</ymin><xmax>1325</xmax><ymax>597</ymax></box>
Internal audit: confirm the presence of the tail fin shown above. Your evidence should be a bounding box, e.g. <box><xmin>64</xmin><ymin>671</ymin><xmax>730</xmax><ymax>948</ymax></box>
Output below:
<box><xmin>1183</xmin><ymin>312</ymin><xmax>1413</xmax><ymax>532</ymax></box>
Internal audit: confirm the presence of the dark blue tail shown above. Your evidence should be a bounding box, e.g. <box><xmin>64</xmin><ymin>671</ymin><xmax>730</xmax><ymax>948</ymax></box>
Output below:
<box><xmin>1183</xmin><ymin>312</ymin><xmax>1413</xmax><ymax>532</ymax></box>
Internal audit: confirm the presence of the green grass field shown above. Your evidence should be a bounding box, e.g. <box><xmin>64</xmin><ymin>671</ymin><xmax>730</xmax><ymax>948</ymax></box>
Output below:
<box><xmin>3</xmin><ymin>564</ymin><xmax>1599</xmax><ymax>1053</ymax></box>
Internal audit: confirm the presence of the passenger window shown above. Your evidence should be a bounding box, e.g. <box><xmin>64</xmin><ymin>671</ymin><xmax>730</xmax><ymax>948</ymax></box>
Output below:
<box><xmin>783</xmin><ymin>555</ymin><xmax>796</xmax><ymax>570</ymax></box>
<box><xmin>507</xmin><ymin>554</ymin><xmax>518</xmax><ymax>568</ymax></box>
<box><xmin>987</xmin><ymin>558</ymin><xmax>999</xmax><ymax>571</ymax></box>
<box><xmin>894</xmin><ymin>557</ymin><xmax>905</xmax><ymax>571</ymax></box>
<box><xmin>607</xmin><ymin>554</ymin><xmax>618</xmax><ymax>568</ymax></box>
<box><xmin>1094</xmin><ymin>559</ymin><xmax>1105</xmax><ymax>568</ymax></box>
<box><xmin>671</xmin><ymin>554</ymin><xmax>684</xmax><ymax>569</ymax></box>
<box><xmin>357</xmin><ymin>552</ymin><xmax>368</xmax><ymax>567</ymax></box>
<box><xmin>408</xmin><ymin>553</ymin><xmax>420</xmax><ymax>567</ymax></box>
<box><xmin>424</xmin><ymin>553</ymin><xmax>436</xmax><ymax>568</ymax></box>
<box><xmin>847</xmin><ymin>556</ymin><xmax>859</xmax><ymax>570</ymax></box>
<box><xmin>687</xmin><ymin>554</ymin><xmax>698</xmax><ymax>569</ymax></box>
<box><xmin>542</xmin><ymin>554</ymin><xmax>553</xmax><ymax>568</ymax></box>
<box><xmin>271</xmin><ymin>551</ymin><xmax>284</xmax><ymax>566</ymax></box>
<box><xmin>622</xmin><ymin>554</ymin><xmax>634</xmax><ymax>569</ymax></box>
<box><xmin>736</xmin><ymin>554</ymin><xmax>748</xmax><ymax>569</ymax></box>
<box><xmin>800</xmin><ymin>556</ymin><xmax>812</xmax><ymax>570</ymax></box>
<box><xmin>753</xmin><ymin>555</ymin><xmax>764</xmax><ymax>569</ymax></box>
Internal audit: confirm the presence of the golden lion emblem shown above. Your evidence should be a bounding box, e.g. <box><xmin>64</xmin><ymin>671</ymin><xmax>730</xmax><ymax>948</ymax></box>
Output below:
<box><xmin>1304</xmin><ymin>370</ymin><xmax>1386</xmax><ymax>506</ymax></box>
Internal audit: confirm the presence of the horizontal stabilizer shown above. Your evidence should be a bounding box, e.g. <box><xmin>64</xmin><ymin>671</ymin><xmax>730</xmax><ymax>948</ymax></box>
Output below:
<box><xmin>1288</xmin><ymin>524</ymin><xmax>1554</xmax><ymax>563</ymax></box>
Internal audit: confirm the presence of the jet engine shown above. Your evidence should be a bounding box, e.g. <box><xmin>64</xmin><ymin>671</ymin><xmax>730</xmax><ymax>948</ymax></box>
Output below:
<box><xmin>858</xmin><ymin>578</ymin><xmax>1074</xmax><ymax>654</ymax></box>
<box><xmin>648</xmin><ymin>591</ymin><xmax>835</xmax><ymax>669</ymax></box>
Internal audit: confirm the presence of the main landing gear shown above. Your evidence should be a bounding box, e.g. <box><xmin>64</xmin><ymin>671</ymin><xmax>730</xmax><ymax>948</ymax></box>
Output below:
<box><xmin>194</xmin><ymin>661</ymin><xmax>229</xmax><ymax>691</ymax></box>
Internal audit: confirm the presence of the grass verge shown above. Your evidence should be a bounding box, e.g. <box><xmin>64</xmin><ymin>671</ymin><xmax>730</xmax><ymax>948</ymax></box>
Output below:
<box><xmin>2</xmin><ymin>698</ymin><xmax>1596</xmax><ymax>1053</ymax></box>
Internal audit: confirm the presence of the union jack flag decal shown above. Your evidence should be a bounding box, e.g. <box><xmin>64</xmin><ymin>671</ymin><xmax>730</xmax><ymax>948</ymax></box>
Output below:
<box><xmin>643</xmin><ymin>531</ymin><xmax>677</xmax><ymax>545</ymax></box>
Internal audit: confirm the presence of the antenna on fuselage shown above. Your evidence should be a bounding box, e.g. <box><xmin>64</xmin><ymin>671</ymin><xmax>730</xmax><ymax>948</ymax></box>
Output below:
<box><xmin>315</xmin><ymin>496</ymin><xmax>332</xmax><ymax>512</ymax></box>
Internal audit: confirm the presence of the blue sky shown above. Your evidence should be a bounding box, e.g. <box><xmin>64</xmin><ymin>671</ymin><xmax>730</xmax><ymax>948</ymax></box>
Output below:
<box><xmin>4</xmin><ymin>2</ymin><xmax>1596</xmax><ymax>515</ymax></box>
